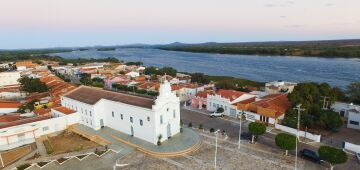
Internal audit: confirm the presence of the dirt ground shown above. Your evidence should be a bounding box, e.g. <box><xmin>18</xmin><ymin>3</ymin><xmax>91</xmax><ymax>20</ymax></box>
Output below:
<box><xmin>48</xmin><ymin>131</ymin><xmax>99</xmax><ymax>155</ymax></box>
<box><xmin>1</xmin><ymin>145</ymin><xmax>32</xmax><ymax>166</ymax></box>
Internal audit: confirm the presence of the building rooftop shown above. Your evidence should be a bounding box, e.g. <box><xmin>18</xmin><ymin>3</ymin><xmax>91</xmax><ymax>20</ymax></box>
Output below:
<box><xmin>63</xmin><ymin>86</ymin><xmax>155</xmax><ymax>109</ymax></box>
<box><xmin>0</xmin><ymin>100</ymin><xmax>21</xmax><ymax>108</ymax></box>
<box><xmin>214</xmin><ymin>89</ymin><xmax>248</xmax><ymax>102</ymax></box>
<box><xmin>53</xmin><ymin>106</ymin><xmax>76</xmax><ymax>115</ymax></box>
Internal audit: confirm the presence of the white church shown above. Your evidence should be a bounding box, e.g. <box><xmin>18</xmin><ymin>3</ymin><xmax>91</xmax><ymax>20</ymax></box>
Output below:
<box><xmin>61</xmin><ymin>79</ymin><xmax>181</xmax><ymax>145</ymax></box>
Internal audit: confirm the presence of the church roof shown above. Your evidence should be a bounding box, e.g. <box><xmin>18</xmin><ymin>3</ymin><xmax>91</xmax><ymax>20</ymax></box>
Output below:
<box><xmin>63</xmin><ymin>86</ymin><xmax>155</xmax><ymax>109</ymax></box>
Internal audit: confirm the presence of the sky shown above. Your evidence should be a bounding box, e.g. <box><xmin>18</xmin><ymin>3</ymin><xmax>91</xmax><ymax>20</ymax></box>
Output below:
<box><xmin>0</xmin><ymin>0</ymin><xmax>359</xmax><ymax>49</ymax></box>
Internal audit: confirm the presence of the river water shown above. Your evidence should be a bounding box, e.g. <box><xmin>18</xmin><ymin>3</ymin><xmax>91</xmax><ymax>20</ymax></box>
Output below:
<box><xmin>51</xmin><ymin>48</ymin><xmax>360</xmax><ymax>88</ymax></box>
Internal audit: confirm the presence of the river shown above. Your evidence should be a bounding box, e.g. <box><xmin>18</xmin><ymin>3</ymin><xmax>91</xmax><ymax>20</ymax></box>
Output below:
<box><xmin>51</xmin><ymin>48</ymin><xmax>360</xmax><ymax>88</ymax></box>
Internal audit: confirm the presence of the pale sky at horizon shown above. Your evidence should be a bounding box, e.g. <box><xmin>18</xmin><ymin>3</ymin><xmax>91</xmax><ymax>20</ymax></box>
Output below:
<box><xmin>0</xmin><ymin>0</ymin><xmax>359</xmax><ymax>49</ymax></box>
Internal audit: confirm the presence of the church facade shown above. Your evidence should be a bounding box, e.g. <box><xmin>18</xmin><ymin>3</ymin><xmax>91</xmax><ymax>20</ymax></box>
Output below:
<box><xmin>61</xmin><ymin>79</ymin><xmax>180</xmax><ymax>145</ymax></box>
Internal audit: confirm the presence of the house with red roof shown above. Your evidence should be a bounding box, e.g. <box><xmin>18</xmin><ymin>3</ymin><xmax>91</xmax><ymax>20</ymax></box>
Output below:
<box><xmin>237</xmin><ymin>93</ymin><xmax>291</xmax><ymax>126</ymax></box>
<box><xmin>207</xmin><ymin>89</ymin><xmax>256</xmax><ymax>117</ymax></box>
<box><xmin>0</xmin><ymin>100</ymin><xmax>21</xmax><ymax>114</ymax></box>
<box><xmin>191</xmin><ymin>90</ymin><xmax>214</xmax><ymax>109</ymax></box>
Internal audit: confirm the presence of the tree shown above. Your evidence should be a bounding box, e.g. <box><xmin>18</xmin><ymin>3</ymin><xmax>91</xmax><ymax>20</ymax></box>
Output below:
<box><xmin>191</xmin><ymin>73</ymin><xmax>210</xmax><ymax>84</ymax></box>
<box><xmin>217</xmin><ymin>107</ymin><xmax>224</xmax><ymax>113</ymax></box>
<box><xmin>319</xmin><ymin>110</ymin><xmax>343</xmax><ymax>130</ymax></box>
<box><xmin>19</xmin><ymin>77</ymin><xmax>48</xmax><ymax>93</ymax></box>
<box><xmin>248</xmin><ymin>122</ymin><xmax>266</xmax><ymax>143</ymax></box>
<box><xmin>318</xmin><ymin>146</ymin><xmax>347</xmax><ymax>170</ymax></box>
<box><xmin>160</xmin><ymin>67</ymin><xmax>177</xmax><ymax>76</ymax></box>
<box><xmin>144</xmin><ymin>66</ymin><xmax>159</xmax><ymax>75</ymax></box>
<box><xmin>275</xmin><ymin>133</ymin><xmax>296</xmax><ymax>156</ymax></box>
<box><xmin>346</xmin><ymin>82</ymin><xmax>360</xmax><ymax>104</ymax></box>
<box><xmin>157</xmin><ymin>134</ymin><xmax>163</xmax><ymax>146</ymax></box>
<box><xmin>125</xmin><ymin>61</ymin><xmax>143</xmax><ymax>66</ymax></box>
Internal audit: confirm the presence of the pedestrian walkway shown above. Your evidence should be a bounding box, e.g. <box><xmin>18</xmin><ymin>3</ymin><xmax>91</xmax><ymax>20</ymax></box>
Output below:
<box><xmin>72</xmin><ymin>124</ymin><xmax>201</xmax><ymax>157</ymax></box>
<box><xmin>35</xmin><ymin>138</ymin><xmax>47</xmax><ymax>157</ymax></box>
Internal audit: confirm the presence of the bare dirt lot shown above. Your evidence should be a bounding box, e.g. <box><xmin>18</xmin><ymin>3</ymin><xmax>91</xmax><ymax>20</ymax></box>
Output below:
<box><xmin>46</xmin><ymin>131</ymin><xmax>99</xmax><ymax>155</ymax></box>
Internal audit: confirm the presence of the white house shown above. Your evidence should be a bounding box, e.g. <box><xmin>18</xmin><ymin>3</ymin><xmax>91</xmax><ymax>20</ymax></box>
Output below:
<box><xmin>61</xmin><ymin>79</ymin><xmax>180</xmax><ymax>145</ymax></box>
<box><xmin>331</xmin><ymin>102</ymin><xmax>360</xmax><ymax>118</ymax></box>
<box><xmin>265</xmin><ymin>80</ymin><xmax>297</xmax><ymax>94</ymax></box>
<box><xmin>347</xmin><ymin>109</ymin><xmax>360</xmax><ymax>130</ymax></box>
<box><xmin>207</xmin><ymin>89</ymin><xmax>256</xmax><ymax>117</ymax></box>
<box><xmin>126</xmin><ymin>71</ymin><xmax>140</xmax><ymax>78</ymax></box>
<box><xmin>331</xmin><ymin>102</ymin><xmax>360</xmax><ymax>130</ymax></box>
<box><xmin>0</xmin><ymin>111</ymin><xmax>79</xmax><ymax>151</ymax></box>
<box><xmin>0</xmin><ymin>72</ymin><xmax>21</xmax><ymax>87</ymax></box>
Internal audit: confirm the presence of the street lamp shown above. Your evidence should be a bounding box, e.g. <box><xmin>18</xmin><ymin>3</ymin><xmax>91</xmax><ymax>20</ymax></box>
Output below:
<box><xmin>214</xmin><ymin>129</ymin><xmax>220</xmax><ymax>170</ymax></box>
<box><xmin>293</xmin><ymin>104</ymin><xmax>305</xmax><ymax>170</ymax></box>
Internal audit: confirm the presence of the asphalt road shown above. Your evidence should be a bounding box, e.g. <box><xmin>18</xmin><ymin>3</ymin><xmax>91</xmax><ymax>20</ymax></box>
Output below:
<box><xmin>180</xmin><ymin>107</ymin><xmax>359</xmax><ymax>170</ymax></box>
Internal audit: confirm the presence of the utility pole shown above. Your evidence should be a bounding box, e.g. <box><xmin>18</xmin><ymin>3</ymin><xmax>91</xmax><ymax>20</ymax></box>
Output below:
<box><xmin>293</xmin><ymin>104</ymin><xmax>305</xmax><ymax>170</ymax></box>
<box><xmin>214</xmin><ymin>129</ymin><xmax>220</xmax><ymax>170</ymax></box>
<box><xmin>321</xmin><ymin>96</ymin><xmax>329</xmax><ymax>109</ymax></box>
<box><xmin>238</xmin><ymin>111</ymin><xmax>243</xmax><ymax>149</ymax></box>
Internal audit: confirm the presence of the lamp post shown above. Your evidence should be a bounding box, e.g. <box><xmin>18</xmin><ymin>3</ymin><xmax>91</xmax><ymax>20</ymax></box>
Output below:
<box><xmin>293</xmin><ymin>104</ymin><xmax>305</xmax><ymax>170</ymax></box>
<box><xmin>214</xmin><ymin>129</ymin><xmax>220</xmax><ymax>170</ymax></box>
<box><xmin>238</xmin><ymin>111</ymin><xmax>243</xmax><ymax>149</ymax></box>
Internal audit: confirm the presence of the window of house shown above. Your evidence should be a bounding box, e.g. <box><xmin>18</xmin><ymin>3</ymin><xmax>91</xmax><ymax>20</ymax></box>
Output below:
<box><xmin>350</xmin><ymin>120</ymin><xmax>360</xmax><ymax>125</ymax></box>
<box><xmin>167</xmin><ymin>108</ymin><xmax>169</xmax><ymax>112</ymax></box>
<box><xmin>42</xmin><ymin>126</ymin><xmax>49</xmax><ymax>131</ymax></box>
<box><xmin>86</xmin><ymin>119</ymin><xmax>88</xmax><ymax>123</ymax></box>
<box><xmin>213</xmin><ymin>103</ymin><xmax>216</xmax><ymax>107</ymax></box>
<box><xmin>140</xmin><ymin>119</ymin><xmax>143</xmax><ymax>126</ymax></box>
<box><xmin>147</xmin><ymin>116</ymin><xmax>150</xmax><ymax>121</ymax></box>
<box><xmin>112</xmin><ymin>111</ymin><xmax>114</xmax><ymax>117</ymax></box>
<box><xmin>130</xmin><ymin>117</ymin><xmax>133</xmax><ymax>123</ymax></box>
<box><xmin>81</xmin><ymin>108</ymin><xmax>83</xmax><ymax>114</ymax></box>
<box><xmin>90</xmin><ymin>120</ymin><xmax>92</xmax><ymax>125</ymax></box>
<box><xmin>90</xmin><ymin>111</ymin><xmax>92</xmax><ymax>117</ymax></box>
<box><xmin>160</xmin><ymin>115</ymin><xmax>163</xmax><ymax>124</ymax></box>
<box><xmin>173</xmin><ymin>110</ymin><xmax>176</xmax><ymax>118</ymax></box>
<box><xmin>85</xmin><ymin>110</ymin><xmax>88</xmax><ymax>115</ymax></box>
<box><xmin>121</xmin><ymin>114</ymin><xmax>123</xmax><ymax>120</ymax></box>
<box><xmin>225</xmin><ymin>106</ymin><xmax>227</xmax><ymax>110</ymax></box>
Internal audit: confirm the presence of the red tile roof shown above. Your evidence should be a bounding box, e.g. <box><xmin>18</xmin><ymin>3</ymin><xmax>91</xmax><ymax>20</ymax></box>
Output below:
<box><xmin>0</xmin><ymin>115</ymin><xmax>50</xmax><ymax>129</ymax></box>
<box><xmin>53</xmin><ymin>106</ymin><xmax>76</xmax><ymax>115</ymax></box>
<box><xmin>0</xmin><ymin>101</ymin><xmax>21</xmax><ymax>108</ymax></box>
<box><xmin>215</xmin><ymin>89</ymin><xmax>247</xmax><ymax>102</ymax></box>
<box><xmin>253</xmin><ymin>94</ymin><xmax>291</xmax><ymax>118</ymax></box>
<box><xmin>195</xmin><ymin>91</ymin><xmax>214</xmax><ymax>98</ymax></box>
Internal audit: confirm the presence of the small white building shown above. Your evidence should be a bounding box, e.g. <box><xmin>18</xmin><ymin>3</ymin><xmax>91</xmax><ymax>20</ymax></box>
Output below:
<box><xmin>265</xmin><ymin>80</ymin><xmax>297</xmax><ymax>94</ymax></box>
<box><xmin>61</xmin><ymin>79</ymin><xmax>180</xmax><ymax>145</ymax></box>
<box><xmin>207</xmin><ymin>89</ymin><xmax>255</xmax><ymax>117</ymax></box>
<box><xmin>126</xmin><ymin>71</ymin><xmax>140</xmax><ymax>78</ymax></box>
<box><xmin>0</xmin><ymin>72</ymin><xmax>21</xmax><ymax>87</ymax></box>
<box><xmin>347</xmin><ymin>109</ymin><xmax>360</xmax><ymax>130</ymax></box>
<box><xmin>331</xmin><ymin>102</ymin><xmax>360</xmax><ymax>130</ymax></box>
<box><xmin>331</xmin><ymin>102</ymin><xmax>360</xmax><ymax>118</ymax></box>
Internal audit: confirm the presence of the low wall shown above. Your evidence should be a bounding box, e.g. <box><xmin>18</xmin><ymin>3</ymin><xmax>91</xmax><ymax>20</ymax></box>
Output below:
<box><xmin>344</xmin><ymin>142</ymin><xmax>360</xmax><ymax>153</ymax></box>
<box><xmin>275</xmin><ymin>124</ymin><xmax>321</xmax><ymax>142</ymax></box>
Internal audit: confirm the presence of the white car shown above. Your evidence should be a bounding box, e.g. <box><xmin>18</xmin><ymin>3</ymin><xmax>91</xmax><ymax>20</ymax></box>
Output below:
<box><xmin>209</xmin><ymin>112</ymin><xmax>224</xmax><ymax>118</ymax></box>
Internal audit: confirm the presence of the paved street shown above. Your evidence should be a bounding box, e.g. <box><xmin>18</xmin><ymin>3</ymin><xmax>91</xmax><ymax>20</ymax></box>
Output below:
<box><xmin>180</xmin><ymin>107</ymin><xmax>360</xmax><ymax>170</ymax></box>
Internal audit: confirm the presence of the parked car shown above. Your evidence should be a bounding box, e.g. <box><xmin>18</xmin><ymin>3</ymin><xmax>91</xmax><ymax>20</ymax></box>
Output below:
<box><xmin>240</xmin><ymin>132</ymin><xmax>257</xmax><ymax>141</ymax></box>
<box><xmin>300</xmin><ymin>149</ymin><xmax>321</xmax><ymax>163</ymax></box>
<box><xmin>209</xmin><ymin>112</ymin><xmax>224</xmax><ymax>118</ymax></box>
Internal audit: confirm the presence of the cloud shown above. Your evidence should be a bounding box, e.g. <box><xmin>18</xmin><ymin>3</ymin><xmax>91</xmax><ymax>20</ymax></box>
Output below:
<box><xmin>325</xmin><ymin>3</ymin><xmax>334</xmax><ymax>7</ymax></box>
<box><xmin>287</xmin><ymin>1</ymin><xmax>296</xmax><ymax>5</ymax></box>
<box><xmin>264</xmin><ymin>4</ymin><xmax>276</xmax><ymax>7</ymax></box>
<box><xmin>284</xmin><ymin>24</ymin><xmax>305</xmax><ymax>28</ymax></box>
